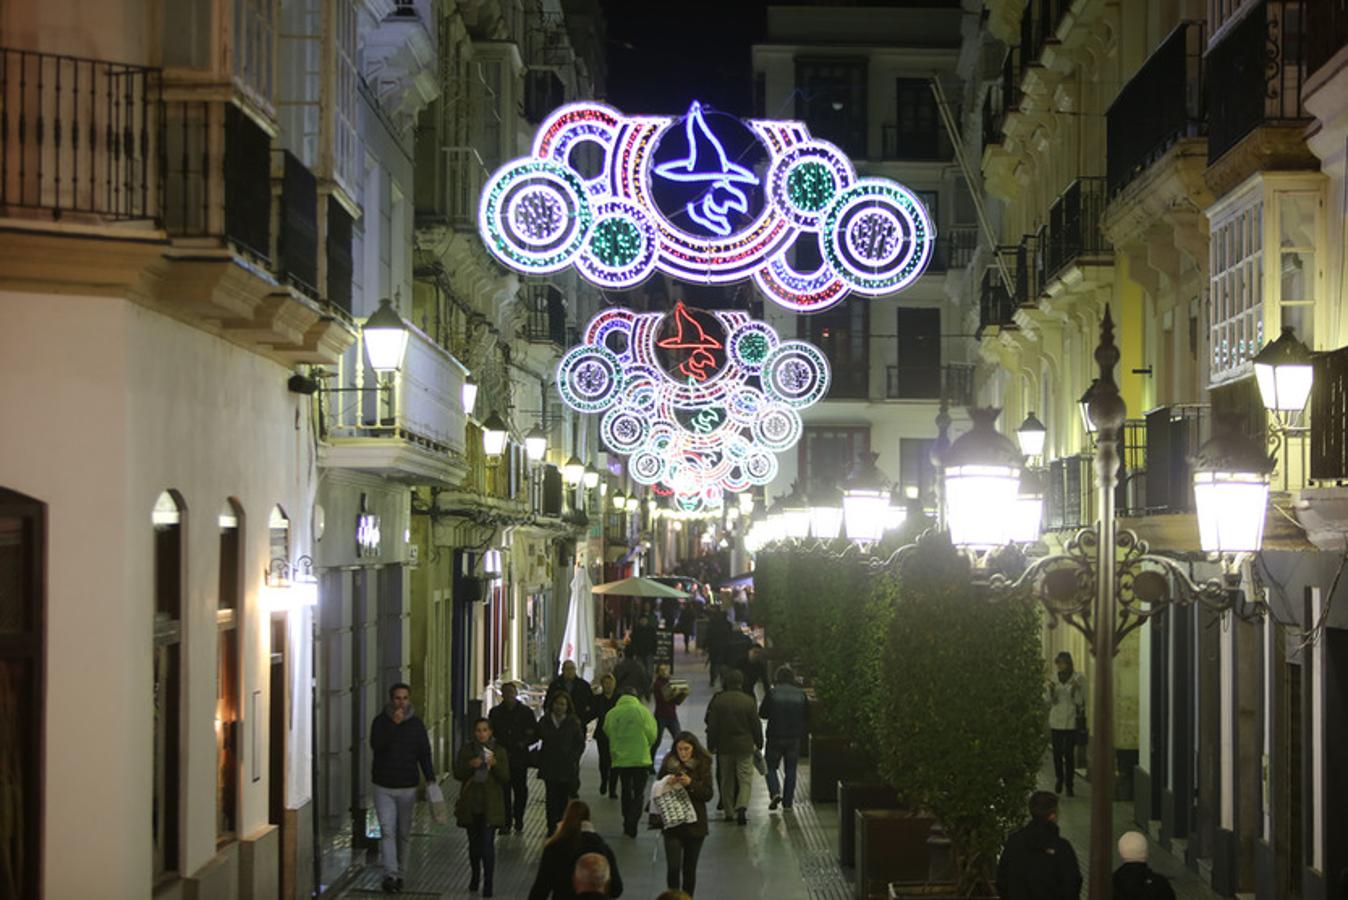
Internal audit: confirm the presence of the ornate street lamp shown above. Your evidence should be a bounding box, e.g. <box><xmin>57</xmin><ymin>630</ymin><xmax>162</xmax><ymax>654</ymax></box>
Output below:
<box><xmin>884</xmin><ymin>488</ymin><xmax>908</xmax><ymax>533</ymax></box>
<box><xmin>738</xmin><ymin>492</ymin><xmax>756</xmax><ymax>514</ymax></box>
<box><xmin>809</xmin><ymin>483</ymin><xmax>844</xmax><ymax>540</ymax></box>
<box><xmin>1009</xmin><ymin>468</ymin><xmax>1044</xmax><ymax>544</ymax></box>
<box><xmin>1016</xmin><ymin>412</ymin><xmax>1047</xmax><ymax>459</ymax></box>
<box><xmin>524</xmin><ymin>425</ymin><xmax>547</xmax><ymax>463</ymax></box>
<box><xmin>1191</xmin><ymin>419</ymin><xmax>1275</xmax><ymax>554</ymax></box>
<box><xmin>363</xmin><ymin>298</ymin><xmax>411</xmax><ymax>375</ymax></box>
<box><xmin>781</xmin><ymin>483</ymin><xmax>812</xmax><ymax>540</ymax></box>
<box><xmin>462</xmin><ymin>377</ymin><xmax>479</xmax><ymax>415</ymax></box>
<box><xmin>612</xmin><ymin>491</ymin><xmax>628</xmax><ymax>511</ymax></box>
<box><xmin>1253</xmin><ymin>325</ymin><xmax>1315</xmax><ymax>415</ymax></box>
<box><xmin>481</xmin><ymin>412</ymin><xmax>509</xmax><ymax>458</ymax></box>
<box><xmin>943</xmin><ymin>408</ymin><xmax>1023</xmax><ymax>549</ymax></box>
<box><xmin>1078</xmin><ymin>380</ymin><xmax>1100</xmax><ymax>437</ymax></box>
<box><xmin>842</xmin><ymin>453</ymin><xmax>891</xmax><ymax>545</ymax></box>
<box><xmin>582</xmin><ymin>467</ymin><xmax>600</xmax><ymax>489</ymax></box>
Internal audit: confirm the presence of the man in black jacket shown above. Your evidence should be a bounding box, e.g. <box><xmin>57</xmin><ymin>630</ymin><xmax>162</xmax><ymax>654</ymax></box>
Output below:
<box><xmin>630</xmin><ymin>614</ymin><xmax>658</xmax><ymax>681</ymax></box>
<box><xmin>544</xmin><ymin>660</ymin><xmax>594</xmax><ymax>797</ymax></box>
<box><xmin>704</xmin><ymin>609</ymin><xmax>732</xmax><ymax>687</ymax></box>
<box><xmin>612</xmin><ymin>643</ymin><xmax>650</xmax><ymax>700</ymax></box>
<box><xmin>995</xmin><ymin>791</ymin><xmax>1083</xmax><ymax>900</ymax></box>
<box><xmin>370</xmin><ymin>683</ymin><xmax>435</xmax><ymax>893</ymax></box>
<box><xmin>759</xmin><ymin>665</ymin><xmax>808</xmax><ymax>810</ymax></box>
<box><xmin>487</xmin><ymin>682</ymin><xmax>539</xmax><ymax>834</ymax></box>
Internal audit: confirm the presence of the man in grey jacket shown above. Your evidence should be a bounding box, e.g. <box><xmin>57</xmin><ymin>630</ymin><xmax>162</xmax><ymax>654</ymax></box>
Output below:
<box><xmin>704</xmin><ymin>668</ymin><xmax>762</xmax><ymax>824</ymax></box>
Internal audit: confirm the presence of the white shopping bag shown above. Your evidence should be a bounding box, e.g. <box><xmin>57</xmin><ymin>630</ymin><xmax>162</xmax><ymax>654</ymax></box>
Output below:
<box><xmin>426</xmin><ymin>781</ymin><xmax>449</xmax><ymax>825</ymax></box>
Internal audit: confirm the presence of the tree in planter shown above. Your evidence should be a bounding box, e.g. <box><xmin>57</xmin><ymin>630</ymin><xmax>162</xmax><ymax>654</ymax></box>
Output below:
<box><xmin>877</xmin><ymin>535</ymin><xmax>1046</xmax><ymax>897</ymax></box>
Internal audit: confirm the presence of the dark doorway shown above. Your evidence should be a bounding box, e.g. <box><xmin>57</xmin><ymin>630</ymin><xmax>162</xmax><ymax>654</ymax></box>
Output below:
<box><xmin>892</xmin><ymin>308</ymin><xmax>942</xmax><ymax>399</ymax></box>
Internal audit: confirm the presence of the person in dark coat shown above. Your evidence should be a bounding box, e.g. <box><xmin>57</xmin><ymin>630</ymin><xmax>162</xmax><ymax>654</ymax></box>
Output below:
<box><xmin>703</xmin><ymin>609</ymin><xmax>732</xmax><ymax>687</ymax></box>
<box><xmin>1112</xmin><ymin>832</ymin><xmax>1175</xmax><ymax>900</ymax></box>
<box><xmin>527</xmin><ymin>800</ymin><xmax>624</xmax><ymax>900</ymax></box>
<box><xmin>538</xmin><ymin>691</ymin><xmax>586</xmax><ymax>835</ymax></box>
<box><xmin>703</xmin><ymin>668</ymin><xmax>762</xmax><ymax>825</ymax></box>
<box><xmin>675</xmin><ymin>601</ymin><xmax>697</xmax><ymax>652</ymax></box>
<box><xmin>657</xmin><ymin>732</ymin><xmax>715</xmax><ymax>896</ymax></box>
<box><xmin>661</xmin><ymin>595</ymin><xmax>681</xmax><ymax>631</ymax></box>
<box><xmin>369</xmin><ymin>682</ymin><xmax>435</xmax><ymax>894</ymax></box>
<box><xmin>487</xmin><ymin>681</ymin><xmax>539</xmax><ymax>834</ymax></box>
<box><xmin>612</xmin><ymin>643</ymin><xmax>650</xmax><ymax>700</ymax></box>
<box><xmin>545</xmin><ymin>660</ymin><xmax>594</xmax><ymax>796</ymax></box>
<box><xmin>995</xmin><ymin>791</ymin><xmax>1083</xmax><ymax>900</ymax></box>
<box><xmin>631</xmin><ymin>614</ymin><xmax>658</xmax><ymax>679</ymax></box>
<box><xmin>591</xmin><ymin>673</ymin><xmax>619</xmax><ymax>799</ymax></box>
<box><xmin>736</xmin><ymin>644</ymin><xmax>768</xmax><ymax>699</ymax></box>
<box><xmin>571</xmin><ymin>853</ymin><xmax>613</xmax><ymax>900</ymax></box>
<box><xmin>759</xmin><ymin>665</ymin><xmax>808</xmax><ymax>810</ymax></box>
<box><xmin>452</xmin><ymin>718</ymin><xmax>510</xmax><ymax>897</ymax></box>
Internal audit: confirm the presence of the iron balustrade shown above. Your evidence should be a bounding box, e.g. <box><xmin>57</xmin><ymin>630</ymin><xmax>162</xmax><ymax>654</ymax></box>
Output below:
<box><xmin>327</xmin><ymin>202</ymin><xmax>354</xmax><ymax>314</ymax></box>
<box><xmin>1045</xmin><ymin>454</ymin><xmax>1092</xmax><ymax>531</ymax></box>
<box><xmin>942</xmin><ymin>225</ymin><xmax>978</xmax><ymax>271</ymax></box>
<box><xmin>439</xmin><ymin>146</ymin><xmax>487</xmax><ymax>231</ymax></box>
<box><xmin>525</xmin><ymin>284</ymin><xmax>567</xmax><ymax>346</ymax></box>
<box><xmin>1310</xmin><ymin>345</ymin><xmax>1348</xmax><ymax>482</ymax></box>
<box><xmin>1106</xmin><ymin>22</ymin><xmax>1205</xmax><ymax>196</ymax></box>
<box><xmin>880</xmin><ymin>121</ymin><xmax>953</xmax><ymax>161</ymax></box>
<box><xmin>278</xmin><ymin>150</ymin><xmax>318</xmax><ymax>296</ymax></box>
<box><xmin>885</xmin><ymin>363</ymin><xmax>975</xmax><ymax>405</ymax></box>
<box><xmin>161</xmin><ymin>99</ymin><xmax>271</xmax><ymax>261</ymax></box>
<box><xmin>1143</xmin><ymin>403</ymin><xmax>1209</xmax><ymax>513</ymax></box>
<box><xmin>1306</xmin><ymin>0</ymin><xmax>1348</xmax><ymax>80</ymax></box>
<box><xmin>978</xmin><ymin>264</ymin><xmax>1016</xmax><ymax>338</ymax></box>
<box><xmin>1019</xmin><ymin>0</ymin><xmax>1066</xmax><ymax>81</ymax></box>
<box><xmin>1206</xmin><ymin>0</ymin><xmax>1308</xmax><ymax>164</ymax></box>
<box><xmin>982</xmin><ymin>82</ymin><xmax>1009</xmax><ymax>151</ymax></box>
<box><xmin>1044</xmin><ymin>177</ymin><xmax>1110</xmax><ymax>281</ymax></box>
<box><xmin>0</xmin><ymin>47</ymin><xmax>160</xmax><ymax>220</ymax></box>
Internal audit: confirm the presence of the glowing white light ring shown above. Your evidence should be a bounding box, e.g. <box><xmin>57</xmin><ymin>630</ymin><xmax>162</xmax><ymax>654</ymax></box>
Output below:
<box><xmin>481</xmin><ymin>159</ymin><xmax>592</xmax><ymax>273</ymax></box>
<box><xmin>557</xmin><ymin>344</ymin><xmax>625</xmax><ymax>412</ymax></box>
<box><xmin>601</xmin><ymin>408</ymin><xmax>650</xmax><ymax>454</ymax></box>
<box><xmin>576</xmin><ymin>199</ymin><xmax>659</xmax><ymax>289</ymax></box>
<box><xmin>752</xmin><ymin>405</ymin><xmax>803</xmax><ymax>452</ymax></box>
<box><xmin>727</xmin><ymin>321</ymin><xmax>779</xmax><ymax>374</ymax></box>
<box><xmin>761</xmin><ymin>340</ymin><xmax>831</xmax><ymax>408</ymax></box>
<box><xmin>766</xmin><ymin>140</ymin><xmax>855</xmax><ymax>228</ymax></box>
<box><xmin>822</xmin><ymin>179</ymin><xmax>934</xmax><ymax>296</ymax></box>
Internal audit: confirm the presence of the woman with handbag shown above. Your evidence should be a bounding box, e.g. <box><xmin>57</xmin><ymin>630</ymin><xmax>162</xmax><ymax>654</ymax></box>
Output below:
<box><xmin>452</xmin><ymin>718</ymin><xmax>511</xmax><ymax>896</ymax></box>
<box><xmin>1047</xmin><ymin>651</ymin><xmax>1086</xmax><ymax>796</ymax></box>
<box><xmin>526</xmin><ymin>800</ymin><xmax>624</xmax><ymax>900</ymax></box>
<box><xmin>656</xmin><ymin>732</ymin><xmax>715</xmax><ymax>897</ymax></box>
<box><xmin>538</xmin><ymin>691</ymin><xmax>586</xmax><ymax>835</ymax></box>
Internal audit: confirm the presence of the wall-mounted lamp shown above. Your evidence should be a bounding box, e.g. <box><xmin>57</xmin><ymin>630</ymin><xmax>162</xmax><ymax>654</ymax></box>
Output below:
<box><xmin>482</xmin><ymin>412</ymin><xmax>509</xmax><ymax>458</ymax></box>
<box><xmin>583</xmin><ymin>467</ymin><xmax>600</xmax><ymax>489</ymax></box>
<box><xmin>524</xmin><ymin>425</ymin><xmax>548</xmax><ymax>463</ymax></box>
<box><xmin>462</xmin><ymin>377</ymin><xmax>479</xmax><ymax>416</ymax></box>
<box><xmin>363</xmin><ymin>298</ymin><xmax>411</xmax><ymax>375</ymax></box>
<box><xmin>265</xmin><ymin>555</ymin><xmax>319</xmax><ymax>612</ymax></box>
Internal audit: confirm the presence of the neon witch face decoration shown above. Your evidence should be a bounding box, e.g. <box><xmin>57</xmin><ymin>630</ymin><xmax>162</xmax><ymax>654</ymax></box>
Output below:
<box><xmin>478</xmin><ymin>100</ymin><xmax>935</xmax><ymax>312</ymax></box>
<box><xmin>557</xmin><ymin>302</ymin><xmax>830</xmax><ymax>509</ymax></box>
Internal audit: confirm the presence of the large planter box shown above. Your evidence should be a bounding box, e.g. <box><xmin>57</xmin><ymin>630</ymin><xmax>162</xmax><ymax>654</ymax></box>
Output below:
<box><xmin>838</xmin><ymin>782</ymin><xmax>902</xmax><ymax>869</ymax></box>
<box><xmin>855</xmin><ymin>810</ymin><xmax>935</xmax><ymax>899</ymax></box>
<box><xmin>808</xmin><ymin>734</ymin><xmax>853</xmax><ymax>803</ymax></box>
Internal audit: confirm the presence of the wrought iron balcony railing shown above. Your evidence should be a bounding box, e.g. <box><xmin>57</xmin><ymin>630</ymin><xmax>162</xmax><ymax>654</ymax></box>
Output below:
<box><xmin>1206</xmin><ymin>0</ymin><xmax>1308</xmax><ymax>164</ymax></box>
<box><xmin>885</xmin><ymin>363</ymin><xmax>975</xmax><ymax>406</ymax></box>
<box><xmin>1143</xmin><ymin>402</ymin><xmax>1209</xmax><ymax>513</ymax></box>
<box><xmin>1106</xmin><ymin>21</ymin><xmax>1205</xmax><ymax>196</ymax></box>
<box><xmin>525</xmin><ymin>283</ymin><xmax>567</xmax><ymax>346</ymax></box>
<box><xmin>1310</xmin><ymin>344</ymin><xmax>1348</xmax><ymax>482</ymax></box>
<box><xmin>1306</xmin><ymin>0</ymin><xmax>1348</xmax><ymax>80</ymax></box>
<box><xmin>1044</xmin><ymin>177</ymin><xmax>1110</xmax><ymax>281</ymax></box>
<box><xmin>0</xmin><ymin>47</ymin><xmax>160</xmax><ymax>221</ymax></box>
<box><xmin>1019</xmin><ymin>0</ymin><xmax>1067</xmax><ymax>81</ymax></box>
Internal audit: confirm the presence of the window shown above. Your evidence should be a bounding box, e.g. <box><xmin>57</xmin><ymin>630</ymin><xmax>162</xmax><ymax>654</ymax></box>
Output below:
<box><xmin>891</xmin><ymin>308</ymin><xmax>942</xmax><ymax>399</ymax></box>
<box><xmin>0</xmin><ymin>489</ymin><xmax>45</xmax><ymax>900</ymax></box>
<box><xmin>233</xmin><ymin>0</ymin><xmax>276</xmax><ymax>103</ymax></box>
<box><xmin>800</xmin><ymin>302</ymin><xmax>869</xmax><ymax>399</ymax></box>
<box><xmin>153</xmin><ymin>490</ymin><xmax>185</xmax><ymax>881</ymax></box>
<box><xmin>1209</xmin><ymin>200</ymin><xmax>1263</xmax><ymax>382</ymax></box>
<box><xmin>795</xmin><ymin>58</ymin><xmax>868</xmax><ymax>159</ymax></box>
<box><xmin>893</xmin><ymin>78</ymin><xmax>943</xmax><ymax>160</ymax></box>
<box><xmin>333</xmin><ymin>0</ymin><xmax>360</xmax><ymax>196</ymax></box>
<box><xmin>1278</xmin><ymin>193</ymin><xmax>1317</xmax><ymax>348</ymax></box>
<box><xmin>800</xmin><ymin>426</ymin><xmax>870</xmax><ymax>493</ymax></box>
<box><xmin>217</xmin><ymin>501</ymin><xmax>244</xmax><ymax>844</ymax></box>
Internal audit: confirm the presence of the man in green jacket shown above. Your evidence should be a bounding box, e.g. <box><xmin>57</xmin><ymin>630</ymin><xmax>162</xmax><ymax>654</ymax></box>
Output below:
<box><xmin>602</xmin><ymin>685</ymin><xmax>659</xmax><ymax>837</ymax></box>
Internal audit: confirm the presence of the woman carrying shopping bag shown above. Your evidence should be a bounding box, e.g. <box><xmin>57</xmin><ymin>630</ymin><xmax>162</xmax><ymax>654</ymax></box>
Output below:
<box><xmin>452</xmin><ymin>718</ymin><xmax>511</xmax><ymax>897</ymax></box>
<box><xmin>654</xmin><ymin>732</ymin><xmax>715</xmax><ymax>897</ymax></box>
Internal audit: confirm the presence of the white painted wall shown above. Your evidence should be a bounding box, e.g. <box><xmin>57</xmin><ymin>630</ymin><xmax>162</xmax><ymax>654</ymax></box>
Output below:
<box><xmin>0</xmin><ymin>292</ymin><xmax>315</xmax><ymax>897</ymax></box>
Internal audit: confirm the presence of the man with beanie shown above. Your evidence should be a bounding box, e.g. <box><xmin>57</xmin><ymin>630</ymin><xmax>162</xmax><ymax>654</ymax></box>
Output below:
<box><xmin>1113</xmin><ymin>832</ymin><xmax>1175</xmax><ymax>900</ymax></box>
<box><xmin>995</xmin><ymin>791</ymin><xmax>1082</xmax><ymax>900</ymax></box>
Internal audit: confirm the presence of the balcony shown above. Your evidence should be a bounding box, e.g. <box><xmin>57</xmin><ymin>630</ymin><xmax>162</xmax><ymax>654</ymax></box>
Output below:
<box><xmin>976</xmin><ymin>237</ymin><xmax>1040</xmax><ymax>338</ymax></box>
<box><xmin>880</xmin><ymin>121</ymin><xmax>954</xmax><ymax>162</ymax></box>
<box><xmin>1107</xmin><ymin>22</ymin><xmax>1205</xmax><ymax>197</ymax></box>
<box><xmin>1206</xmin><ymin>0</ymin><xmax>1311</xmax><ymax>170</ymax></box>
<box><xmin>1043</xmin><ymin>177</ymin><xmax>1111</xmax><ymax>282</ymax></box>
<box><xmin>1141</xmin><ymin>402</ymin><xmax>1209</xmax><ymax>514</ymax></box>
<box><xmin>321</xmin><ymin>322</ymin><xmax>470</xmax><ymax>487</ymax></box>
<box><xmin>1044</xmin><ymin>454</ymin><xmax>1091</xmax><ymax>531</ymax></box>
<box><xmin>1306</xmin><ymin>0</ymin><xmax>1348</xmax><ymax>80</ymax></box>
<box><xmin>1019</xmin><ymin>0</ymin><xmax>1068</xmax><ymax>84</ymax></box>
<box><xmin>885</xmin><ymin>363</ymin><xmax>975</xmax><ymax>406</ymax></box>
<box><xmin>527</xmin><ymin>13</ymin><xmax>575</xmax><ymax>68</ymax></box>
<box><xmin>1310</xmin><ymin>345</ymin><xmax>1348</xmax><ymax>483</ymax></box>
<box><xmin>361</xmin><ymin>0</ymin><xmax>439</xmax><ymax>130</ymax></box>
<box><xmin>419</xmin><ymin>146</ymin><xmax>486</xmax><ymax>232</ymax></box>
<box><xmin>525</xmin><ymin>284</ymin><xmax>567</xmax><ymax>347</ymax></box>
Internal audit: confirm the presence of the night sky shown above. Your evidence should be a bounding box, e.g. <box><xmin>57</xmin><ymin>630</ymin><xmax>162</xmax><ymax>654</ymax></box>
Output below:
<box><xmin>600</xmin><ymin>0</ymin><xmax>767</xmax><ymax>118</ymax></box>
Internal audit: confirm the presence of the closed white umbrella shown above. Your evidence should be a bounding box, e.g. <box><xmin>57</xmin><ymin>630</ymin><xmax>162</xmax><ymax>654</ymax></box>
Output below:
<box><xmin>560</xmin><ymin>564</ymin><xmax>596</xmax><ymax>681</ymax></box>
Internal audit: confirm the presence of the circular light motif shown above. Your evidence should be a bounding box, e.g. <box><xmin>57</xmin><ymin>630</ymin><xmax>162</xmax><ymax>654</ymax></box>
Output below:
<box><xmin>744</xmin><ymin>451</ymin><xmax>779</xmax><ymax>485</ymax></box>
<box><xmin>576</xmin><ymin>200</ymin><xmax>658</xmax><ymax>289</ymax></box>
<box><xmin>727</xmin><ymin>321</ymin><xmax>779</xmax><ymax>374</ymax></box>
<box><xmin>752</xmin><ymin>405</ymin><xmax>803</xmax><ymax>452</ymax></box>
<box><xmin>480</xmin><ymin>159</ymin><xmax>592</xmax><ymax>273</ymax></box>
<box><xmin>761</xmin><ymin>341</ymin><xmax>831</xmax><ymax>408</ymax></box>
<box><xmin>822</xmin><ymin>178</ymin><xmax>934</xmax><ymax>296</ymax></box>
<box><xmin>629</xmin><ymin>450</ymin><xmax>666</xmax><ymax>484</ymax></box>
<box><xmin>765</xmin><ymin>140</ymin><xmax>856</xmax><ymax>230</ymax></box>
<box><xmin>787</xmin><ymin>161</ymin><xmax>835</xmax><ymax>212</ymax></box>
<box><xmin>557</xmin><ymin>345</ymin><xmax>625</xmax><ymax>412</ymax></box>
<box><xmin>601</xmin><ymin>408</ymin><xmax>649</xmax><ymax>453</ymax></box>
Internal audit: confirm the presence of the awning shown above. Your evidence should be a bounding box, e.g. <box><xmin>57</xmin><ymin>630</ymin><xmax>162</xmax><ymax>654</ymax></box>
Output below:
<box><xmin>717</xmin><ymin>572</ymin><xmax>754</xmax><ymax>590</ymax></box>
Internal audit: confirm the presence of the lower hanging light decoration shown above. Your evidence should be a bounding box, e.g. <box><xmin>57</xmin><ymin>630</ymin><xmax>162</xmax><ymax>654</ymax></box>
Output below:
<box><xmin>943</xmin><ymin>408</ymin><xmax>1023</xmax><ymax>550</ymax></box>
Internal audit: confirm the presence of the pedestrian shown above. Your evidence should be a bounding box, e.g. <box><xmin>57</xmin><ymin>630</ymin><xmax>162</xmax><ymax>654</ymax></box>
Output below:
<box><xmin>994</xmin><ymin>791</ymin><xmax>1083</xmax><ymax>900</ymax></box>
<box><xmin>1112</xmin><ymin>832</ymin><xmax>1175</xmax><ymax>900</ymax></box>
<box><xmin>704</xmin><ymin>609</ymin><xmax>731</xmax><ymax>687</ymax></box>
<box><xmin>487</xmin><ymin>681</ymin><xmax>539</xmax><ymax>834</ymax></box>
<box><xmin>759</xmin><ymin>665</ymin><xmax>808</xmax><ymax>811</ymax></box>
<box><xmin>591</xmin><ymin>673</ymin><xmax>619</xmax><ymax>799</ymax></box>
<box><xmin>546</xmin><ymin>660</ymin><xmax>594</xmax><ymax>796</ymax></box>
<box><xmin>632</xmin><ymin>613</ymin><xmax>658</xmax><ymax>678</ymax></box>
<box><xmin>1048</xmin><ymin>651</ymin><xmax>1086</xmax><ymax>796</ymax></box>
<box><xmin>602</xmin><ymin>685</ymin><xmax>659</xmax><ymax>837</ymax></box>
<box><xmin>451</xmin><ymin>717</ymin><xmax>510</xmax><ymax>898</ymax></box>
<box><xmin>527</xmin><ymin>800</ymin><xmax>624</xmax><ymax>900</ymax></box>
<box><xmin>538</xmin><ymin>692</ymin><xmax>586</xmax><ymax>836</ymax></box>
<box><xmin>661</xmin><ymin>594</ymin><xmax>680</xmax><ymax>631</ymax></box>
<box><xmin>571</xmin><ymin>852</ymin><xmax>613</xmax><ymax>899</ymax></box>
<box><xmin>656</xmin><ymin>732</ymin><xmax>715</xmax><ymax>896</ymax></box>
<box><xmin>703</xmin><ymin>668</ymin><xmax>762</xmax><ymax>825</ymax></box>
<box><xmin>675</xmin><ymin>601</ymin><xmax>697</xmax><ymax>652</ymax></box>
<box><xmin>369</xmin><ymin>682</ymin><xmax>435</xmax><ymax>894</ymax></box>
<box><xmin>650</xmin><ymin>662</ymin><xmax>684</xmax><ymax>759</ymax></box>
<box><xmin>612</xmin><ymin>643</ymin><xmax>650</xmax><ymax>700</ymax></box>
<box><xmin>736</xmin><ymin>644</ymin><xmax>768</xmax><ymax>699</ymax></box>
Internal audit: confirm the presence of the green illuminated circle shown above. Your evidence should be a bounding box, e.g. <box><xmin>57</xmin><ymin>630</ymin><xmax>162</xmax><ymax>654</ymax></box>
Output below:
<box><xmin>786</xmin><ymin>161</ymin><xmax>835</xmax><ymax>212</ymax></box>
<box><xmin>589</xmin><ymin>216</ymin><xmax>643</xmax><ymax>268</ymax></box>
<box><xmin>738</xmin><ymin>331</ymin><xmax>769</xmax><ymax>364</ymax></box>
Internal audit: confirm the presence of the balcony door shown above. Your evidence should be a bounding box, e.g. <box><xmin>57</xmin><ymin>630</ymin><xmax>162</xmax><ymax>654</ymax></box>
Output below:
<box><xmin>893</xmin><ymin>308</ymin><xmax>941</xmax><ymax>399</ymax></box>
<box><xmin>801</xmin><ymin>302</ymin><xmax>869</xmax><ymax>399</ymax></box>
<box><xmin>800</xmin><ymin>426</ymin><xmax>869</xmax><ymax>494</ymax></box>
<box><xmin>795</xmin><ymin>58</ymin><xmax>868</xmax><ymax>159</ymax></box>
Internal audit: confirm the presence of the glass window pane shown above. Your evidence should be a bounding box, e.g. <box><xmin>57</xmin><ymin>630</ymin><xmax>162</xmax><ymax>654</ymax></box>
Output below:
<box><xmin>1280</xmin><ymin>194</ymin><xmax>1316</xmax><ymax>248</ymax></box>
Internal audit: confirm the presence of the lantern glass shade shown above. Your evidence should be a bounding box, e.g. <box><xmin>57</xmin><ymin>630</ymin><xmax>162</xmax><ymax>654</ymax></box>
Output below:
<box><xmin>884</xmin><ymin>502</ymin><xmax>907</xmax><ymax>533</ymax></box>
<box><xmin>524</xmin><ymin>427</ymin><xmax>547</xmax><ymax>462</ymax></box>
<box><xmin>843</xmin><ymin>488</ymin><xmax>889</xmax><ymax>544</ymax></box>
<box><xmin>1193</xmin><ymin>470</ymin><xmax>1270</xmax><ymax>553</ymax></box>
<box><xmin>613</xmin><ymin>492</ymin><xmax>627</xmax><ymax>510</ymax></box>
<box><xmin>363</xmin><ymin>298</ymin><xmax>411</xmax><ymax>374</ymax></box>
<box><xmin>1078</xmin><ymin>398</ymin><xmax>1097</xmax><ymax>435</ymax></box>
<box><xmin>481</xmin><ymin>413</ymin><xmax>509</xmax><ymax>458</ymax></box>
<box><xmin>1254</xmin><ymin>361</ymin><xmax>1313</xmax><ymax>413</ymax></box>
<box><xmin>809</xmin><ymin>504</ymin><xmax>843</xmax><ymax>540</ymax></box>
<box><xmin>1009</xmin><ymin>496</ymin><xmax>1044</xmax><ymax>544</ymax></box>
<box><xmin>944</xmin><ymin>464</ymin><xmax>1022</xmax><ymax>548</ymax></box>
<box><xmin>1017</xmin><ymin>413</ymin><xmax>1047</xmax><ymax>458</ymax></box>
<box><xmin>582</xmin><ymin>468</ymin><xmax>599</xmax><ymax>489</ymax></box>
<box><xmin>563</xmin><ymin>456</ymin><xmax>585</xmax><ymax>485</ymax></box>
<box><xmin>462</xmin><ymin>379</ymin><xmax>479</xmax><ymax>415</ymax></box>
<box><xmin>781</xmin><ymin>507</ymin><xmax>811</xmax><ymax>540</ymax></box>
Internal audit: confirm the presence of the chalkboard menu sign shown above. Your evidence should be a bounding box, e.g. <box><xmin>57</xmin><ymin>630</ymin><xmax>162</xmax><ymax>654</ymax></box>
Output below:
<box><xmin>654</xmin><ymin>630</ymin><xmax>675</xmax><ymax>673</ymax></box>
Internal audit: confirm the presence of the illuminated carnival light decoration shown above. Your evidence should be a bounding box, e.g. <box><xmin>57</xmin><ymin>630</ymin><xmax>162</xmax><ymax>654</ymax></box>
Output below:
<box><xmin>557</xmin><ymin>302</ymin><xmax>830</xmax><ymax>508</ymax></box>
<box><xmin>479</xmin><ymin>100</ymin><xmax>935</xmax><ymax>312</ymax></box>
